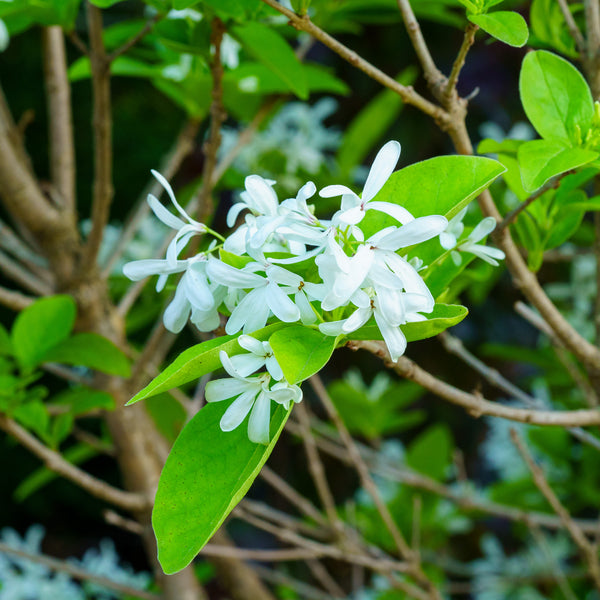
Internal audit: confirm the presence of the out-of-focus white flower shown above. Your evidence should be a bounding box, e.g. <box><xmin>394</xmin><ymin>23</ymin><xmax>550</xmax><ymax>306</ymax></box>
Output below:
<box><xmin>455</xmin><ymin>217</ymin><xmax>505</xmax><ymax>266</ymax></box>
<box><xmin>440</xmin><ymin>207</ymin><xmax>467</xmax><ymax>249</ymax></box>
<box><xmin>320</xmin><ymin>141</ymin><xmax>413</xmax><ymax>226</ymax></box>
<box><xmin>205</xmin><ymin>350</ymin><xmax>302</xmax><ymax>444</ymax></box>
<box><xmin>230</xmin><ymin>335</ymin><xmax>284</xmax><ymax>380</ymax></box>
<box><xmin>220</xmin><ymin>34</ymin><xmax>241</xmax><ymax>69</ymax></box>
<box><xmin>0</xmin><ymin>19</ymin><xmax>9</xmax><ymax>53</ymax></box>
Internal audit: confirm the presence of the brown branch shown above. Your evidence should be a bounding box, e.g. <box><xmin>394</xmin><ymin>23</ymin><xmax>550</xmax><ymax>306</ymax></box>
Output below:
<box><xmin>43</xmin><ymin>26</ymin><xmax>76</xmax><ymax>211</ymax></box>
<box><xmin>296</xmin><ymin>402</ymin><xmax>342</xmax><ymax>531</ymax></box>
<box><xmin>585</xmin><ymin>0</ymin><xmax>600</xmax><ymax>59</ymax></box>
<box><xmin>395</xmin><ymin>0</ymin><xmax>444</xmax><ymax>89</ymax></box>
<box><xmin>0</xmin><ymin>541</ymin><xmax>159</xmax><ymax>600</ymax></box>
<box><xmin>108</xmin><ymin>13</ymin><xmax>163</xmax><ymax>61</ymax></box>
<box><xmin>511</xmin><ymin>429</ymin><xmax>600</xmax><ymax>592</ymax></box>
<box><xmin>0</xmin><ymin>250</ymin><xmax>53</xmax><ymax>295</ymax></box>
<box><xmin>444</xmin><ymin>22</ymin><xmax>479</xmax><ymax>102</ymax></box>
<box><xmin>350</xmin><ymin>340</ymin><xmax>600</xmax><ymax>427</ymax></box>
<box><xmin>258</xmin><ymin>0</ymin><xmax>450</xmax><ymax>127</ymax></box>
<box><xmin>557</xmin><ymin>0</ymin><xmax>586</xmax><ymax>54</ymax></box>
<box><xmin>0</xmin><ymin>414</ymin><xmax>149</xmax><ymax>512</ymax></box>
<box><xmin>0</xmin><ymin>285</ymin><xmax>34</xmax><ymax>310</ymax></box>
<box><xmin>499</xmin><ymin>174</ymin><xmax>567</xmax><ymax>231</ymax></box>
<box><xmin>81</xmin><ymin>3</ymin><xmax>114</xmax><ymax>273</ymax></box>
<box><xmin>101</xmin><ymin>118</ymin><xmax>201</xmax><ymax>277</ymax></box>
<box><xmin>67</xmin><ymin>30</ymin><xmax>89</xmax><ymax>55</ymax></box>
<box><xmin>288</xmin><ymin>418</ymin><xmax>600</xmax><ymax>535</ymax></box>
<box><xmin>196</xmin><ymin>18</ymin><xmax>227</xmax><ymax>225</ymax></box>
<box><xmin>310</xmin><ymin>375</ymin><xmax>442</xmax><ymax>600</ymax></box>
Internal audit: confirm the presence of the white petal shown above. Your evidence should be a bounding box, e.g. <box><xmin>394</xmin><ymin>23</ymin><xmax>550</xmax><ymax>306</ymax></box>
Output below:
<box><xmin>123</xmin><ymin>259</ymin><xmax>187</xmax><ymax>280</ymax></box>
<box><xmin>439</xmin><ymin>231</ymin><xmax>457</xmax><ymax>250</ymax></box>
<box><xmin>366</xmin><ymin>201</ymin><xmax>414</xmax><ymax>225</ymax></box>
<box><xmin>469</xmin><ymin>217</ymin><xmax>497</xmax><ymax>243</ymax></box>
<box><xmin>338</xmin><ymin>206</ymin><xmax>365</xmax><ymax>225</ymax></box>
<box><xmin>238</xmin><ymin>334</ymin><xmax>265</xmax><ymax>355</ymax></box>
<box><xmin>319</xmin><ymin>320</ymin><xmax>346</xmax><ymax>336</ymax></box>
<box><xmin>265</xmin><ymin>355</ymin><xmax>284</xmax><ymax>381</ymax></box>
<box><xmin>147</xmin><ymin>194</ymin><xmax>186</xmax><ymax>230</ymax></box>
<box><xmin>374</xmin><ymin>287</ymin><xmax>405</xmax><ymax>325</ymax></box>
<box><xmin>374</xmin><ymin>309</ymin><xmax>406</xmax><ymax>362</ymax></box>
<box><xmin>362</xmin><ymin>140</ymin><xmax>400</xmax><ymax>202</ymax></box>
<box><xmin>319</xmin><ymin>184</ymin><xmax>355</xmax><ymax>198</ymax></box>
<box><xmin>245</xmin><ymin>175</ymin><xmax>279</xmax><ymax>215</ymax></box>
<box><xmin>342</xmin><ymin>307</ymin><xmax>372</xmax><ymax>332</ymax></box>
<box><xmin>266</xmin><ymin>265</ymin><xmax>302</xmax><ymax>288</ymax></box>
<box><xmin>296</xmin><ymin>181</ymin><xmax>316</xmax><ymax>204</ymax></box>
<box><xmin>206</xmin><ymin>258</ymin><xmax>265</xmax><ymax>288</ymax></box>
<box><xmin>151</xmin><ymin>169</ymin><xmax>194</xmax><ymax>224</ymax></box>
<box><xmin>191</xmin><ymin>306</ymin><xmax>220</xmax><ymax>332</ymax></box>
<box><xmin>220</xmin><ymin>389</ymin><xmax>257</xmax><ymax>432</ymax></box>
<box><xmin>226</xmin><ymin>289</ymin><xmax>268</xmax><ymax>335</ymax></box>
<box><xmin>185</xmin><ymin>264</ymin><xmax>215</xmax><ymax>311</ymax></box>
<box><xmin>266</xmin><ymin>282</ymin><xmax>301</xmax><ymax>323</ymax></box>
<box><xmin>296</xmin><ymin>291</ymin><xmax>316</xmax><ymax>324</ymax></box>
<box><xmin>376</xmin><ymin>216</ymin><xmax>448</xmax><ymax>250</ymax></box>
<box><xmin>230</xmin><ymin>353</ymin><xmax>266</xmax><ymax>377</ymax></box>
<box><xmin>451</xmin><ymin>250</ymin><xmax>463</xmax><ymax>266</ymax></box>
<box><xmin>226</xmin><ymin>201</ymin><xmax>248</xmax><ymax>228</ymax></box>
<box><xmin>205</xmin><ymin>378</ymin><xmax>251</xmax><ymax>402</ymax></box>
<box><xmin>248</xmin><ymin>391</ymin><xmax>271</xmax><ymax>444</ymax></box>
<box><xmin>220</xmin><ymin>350</ymin><xmax>242</xmax><ymax>378</ymax></box>
<box><xmin>163</xmin><ymin>283</ymin><xmax>191</xmax><ymax>333</ymax></box>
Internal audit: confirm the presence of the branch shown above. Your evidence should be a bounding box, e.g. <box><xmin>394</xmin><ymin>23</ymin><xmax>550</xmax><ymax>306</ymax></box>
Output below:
<box><xmin>349</xmin><ymin>340</ymin><xmax>600</xmax><ymax>427</ymax></box>
<box><xmin>557</xmin><ymin>0</ymin><xmax>586</xmax><ymax>54</ymax></box>
<box><xmin>499</xmin><ymin>174</ymin><xmax>567</xmax><ymax>231</ymax></box>
<box><xmin>0</xmin><ymin>542</ymin><xmax>159</xmax><ymax>600</ymax></box>
<box><xmin>108</xmin><ymin>13</ymin><xmax>163</xmax><ymax>61</ymax></box>
<box><xmin>101</xmin><ymin>118</ymin><xmax>201</xmax><ymax>277</ymax></box>
<box><xmin>81</xmin><ymin>3</ymin><xmax>114</xmax><ymax>272</ymax></box>
<box><xmin>444</xmin><ymin>22</ymin><xmax>479</xmax><ymax>102</ymax></box>
<box><xmin>0</xmin><ymin>285</ymin><xmax>34</xmax><ymax>310</ymax></box>
<box><xmin>0</xmin><ymin>414</ymin><xmax>149</xmax><ymax>512</ymax></box>
<box><xmin>511</xmin><ymin>429</ymin><xmax>600</xmax><ymax>592</ymax></box>
<box><xmin>196</xmin><ymin>17</ymin><xmax>227</xmax><ymax>225</ymax></box>
<box><xmin>258</xmin><ymin>0</ymin><xmax>450</xmax><ymax>127</ymax></box>
<box><xmin>43</xmin><ymin>26</ymin><xmax>76</xmax><ymax>211</ymax></box>
<box><xmin>0</xmin><ymin>249</ymin><xmax>53</xmax><ymax>295</ymax></box>
<box><xmin>585</xmin><ymin>0</ymin><xmax>600</xmax><ymax>60</ymax></box>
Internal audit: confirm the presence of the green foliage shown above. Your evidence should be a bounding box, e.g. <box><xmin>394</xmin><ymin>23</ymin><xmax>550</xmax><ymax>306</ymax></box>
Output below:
<box><xmin>406</xmin><ymin>424</ymin><xmax>453</xmax><ymax>481</ymax></box>
<box><xmin>469</xmin><ymin>11</ymin><xmax>529</xmax><ymax>47</ymax></box>
<box><xmin>153</xmin><ymin>401</ymin><xmax>291</xmax><ymax>574</ymax></box>
<box><xmin>0</xmin><ymin>0</ymin><xmax>80</xmax><ymax>33</ymax></box>
<box><xmin>530</xmin><ymin>0</ymin><xmax>579</xmax><ymax>57</ymax></box>
<box><xmin>269</xmin><ymin>326</ymin><xmax>336</xmax><ymax>384</ymax></box>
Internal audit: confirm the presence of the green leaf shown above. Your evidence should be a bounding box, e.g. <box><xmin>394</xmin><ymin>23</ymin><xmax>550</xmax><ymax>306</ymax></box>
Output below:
<box><xmin>469</xmin><ymin>11</ymin><xmax>528</xmax><ymax>47</ymax></box>
<box><xmin>0</xmin><ymin>324</ymin><xmax>12</xmax><ymax>356</ymax></box>
<box><xmin>269</xmin><ymin>326</ymin><xmax>336</xmax><ymax>385</ymax></box>
<box><xmin>530</xmin><ymin>0</ymin><xmax>578</xmax><ymax>58</ymax></box>
<box><xmin>12</xmin><ymin>296</ymin><xmax>76</xmax><ymax>371</ymax></box>
<box><xmin>129</xmin><ymin>323</ymin><xmax>285</xmax><ymax>404</ymax></box>
<box><xmin>348</xmin><ymin>304</ymin><xmax>468</xmax><ymax>342</ymax></box>
<box><xmin>406</xmin><ymin>424</ymin><xmax>453</xmax><ymax>481</ymax></box>
<box><xmin>519</xmin><ymin>50</ymin><xmax>594</xmax><ymax>144</ymax></box>
<box><xmin>361</xmin><ymin>156</ymin><xmax>505</xmax><ymax>237</ymax></box>
<box><xmin>41</xmin><ymin>333</ymin><xmax>131</xmax><ymax>377</ymax></box>
<box><xmin>517</xmin><ymin>139</ymin><xmax>598</xmax><ymax>192</ymax></box>
<box><xmin>69</xmin><ymin>56</ymin><xmax>162</xmax><ymax>82</ymax></box>
<box><xmin>50</xmin><ymin>387</ymin><xmax>115</xmax><ymax>416</ymax></box>
<box><xmin>89</xmin><ymin>0</ymin><xmax>126</xmax><ymax>6</ymax></box>
<box><xmin>153</xmin><ymin>401</ymin><xmax>291</xmax><ymax>574</ymax></box>
<box><xmin>145</xmin><ymin>393</ymin><xmax>187</xmax><ymax>443</ymax></box>
<box><xmin>232</xmin><ymin>22</ymin><xmax>308</xmax><ymax>99</ymax></box>
<box><xmin>337</xmin><ymin>68</ymin><xmax>417</xmax><ymax>177</ymax></box>
<box><xmin>13</xmin><ymin>401</ymin><xmax>49</xmax><ymax>439</ymax></box>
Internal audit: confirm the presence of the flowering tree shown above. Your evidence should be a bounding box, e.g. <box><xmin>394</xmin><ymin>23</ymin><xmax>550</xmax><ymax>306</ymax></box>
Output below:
<box><xmin>2</xmin><ymin>0</ymin><xmax>600</xmax><ymax>599</ymax></box>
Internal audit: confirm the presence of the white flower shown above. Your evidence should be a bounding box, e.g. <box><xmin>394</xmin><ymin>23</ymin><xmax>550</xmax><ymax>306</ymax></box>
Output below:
<box><xmin>439</xmin><ymin>207</ymin><xmax>467</xmax><ymax>250</ymax></box>
<box><xmin>230</xmin><ymin>335</ymin><xmax>284</xmax><ymax>380</ymax></box>
<box><xmin>320</xmin><ymin>141</ymin><xmax>414</xmax><ymax>226</ymax></box>
<box><xmin>455</xmin><ymin>217</ymin><xmax>505</xmax><ymax>266</ymax></box>
<box><xmin>206</xmin><ymin>258</ymin><xmax>301</xmax><ymax>334</ymax></box>
<box><xmin>205</xmin><ymin>350</ymin><xmax>302</xmax><ymax>444</ymax></box>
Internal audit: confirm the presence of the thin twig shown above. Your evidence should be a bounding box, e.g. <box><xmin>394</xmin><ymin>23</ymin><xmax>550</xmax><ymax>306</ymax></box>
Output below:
<box><xmin>296</xmin><ymin>402</ymin><xmax>342</xmax><ymax>531</ymax></box>
<box><xmin>43</xmin><ymin>26</ymin><xmax>76</xmax><ymax>211</ymax></box>
<box><xmin>350</xmin><ymin>340</ymin><xmax>600</xmax><ymax>427</ymax></box>
<box><xmin>108</xmin><ymin>13</ymin><xmax>163</xmax><ymax>61</ymax></box>
<box><xmin>259</xmin><ymin>0</ymin><xmax>450</xmax><ymax>127</ymax></box>
<box><xmin>82</xmin><ymin>3</ymin><xmax>114</xmax><ymax>272</ymax></box>
<box><xmin>306</xmin><ymin>559</ymin><xmax>346</xmax><ymax>598</ymax></box>
<box><xmin>67</xmin><ymin>30</ymin><xmax>89</xmax><ymax>55</ymax></box>
<box><xmin>0</xmin><ymin>542</ymin><xmax>158</xmax><ymax>600</ymax></box>
<box><xmin>444</xmin><ymin>22</ymin><xmax>479</xmax><ymax>102</ymax></box>
<box><xmin>0</xmin><ymin>415</ymin><xmax>149</xmax><ymax>512</ymax></box>
<box><xmin>103</xmin><ymin>509</ymin><xmax>144</xmax><ymax>534</ymax></box>
<box><xmin>557</xmin><ymin>0</ymin><xmax>586</xmax><ymax>54</ymax></box>
<box><xmin>499</xmin><ymin>175</ymin><xmax>567</xmax><ymax>231</ymax></box>
<box><xmin>511</xmin><ymin>429</ymin><xmax>600</xmax><ymax>592</ymax></box>
<box><xmin>0</xmin><ymin>285</ymin><xmax>34</xmax><ymax>310</ymax></box>
<box><xmin>438</xmin><ymin>330</ymin><xmax>600</xmax><ymax>448</ymax></box>
<box><xmin>0</xmin><ymin>249</ymin><xmax>53</xmax><ymax>295</ymax></box>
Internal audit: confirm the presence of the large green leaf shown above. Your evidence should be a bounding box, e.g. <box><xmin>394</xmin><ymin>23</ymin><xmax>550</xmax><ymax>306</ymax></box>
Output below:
<box><xmin>153</xmin><ymin>401</ymin><xmax>291</xmax><ymax>574</ymax></box>
<box><xmin>12</xmin><ymin>296</ymin><xmax>76</xmax><ymax>371</ymax></box>
<box><xmin>128</xmin><ymin>323</ymin><xmax>285</xmax><ymax>404</ymax></box>
<box><xmin>406</xmin><ymin>424</ymin><xmax>453</xmax><ymax>481</ymax></box>
<box><xmin>360</xmin><ymin>156</ymin><xmax>505</xmax><ymax>237</ymax></box>
<box><xmin>232</xmin><ymin>22</ymin><xmax>308</xmax><ymax>99</ymax></box>
<box><xmin>517</xmin><ymin>139</ymin><xmax>598</xmax><ymax>192</ymax></box>
<box><xmin>348</xmin><ymin>303</ymin><xmax>468</xmax><ymax>342</ymax></box>
<box><xmin>269</xmin><ymin>326</ymin><xmax>336</xmax><ymax>384</ymax></box>
<box><xmin>42</xmin><ymin>333</ymin><xmax>131</xmax><ymax>377</ymax></box>
<box><xmin>530</xmin><ymin>0</ymin><xmax>578</xmax><ymax>58</ymax></box>
<box><xmin>519</xmin><ymin>50</ymin><xmax>593</xmax><ymax>144</ymax></box>
<box><xmin>0</xmin><ymin>324</ymin><xmax>12</xmax><ymax>356</ymax></box>
<box><xmin>469</xmin><ymin>11</ymin><xmax>528</xmax><ymax>47</ymax></box>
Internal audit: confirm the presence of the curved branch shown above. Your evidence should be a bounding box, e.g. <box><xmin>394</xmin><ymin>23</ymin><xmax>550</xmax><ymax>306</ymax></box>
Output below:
<box><xmin>350</xmin><ymin>340</ymin><xmax>600</xmax><ymax>427</ymax></box>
